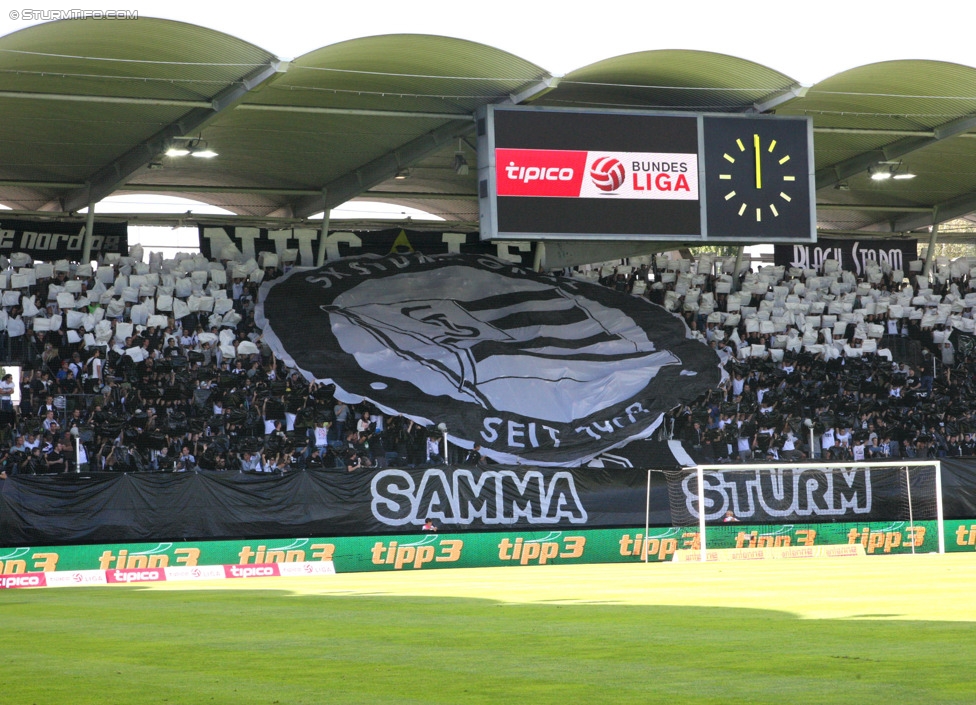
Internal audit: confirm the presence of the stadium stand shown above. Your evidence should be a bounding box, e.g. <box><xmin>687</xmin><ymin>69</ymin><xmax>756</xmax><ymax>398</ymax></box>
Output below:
<box><xmin>587</xmin><ymin>251</ymin><xmax>976</xmax><ymax>463</ymax></box>
<box><xmin>0</xmin><ymin>249</ymin><xmax>443</xmax><ymax>477</ymax></box>
<box><xmin>0</xmin><ymin>244</ymin><xmax>972</xmax><ymax>479</ymax></box>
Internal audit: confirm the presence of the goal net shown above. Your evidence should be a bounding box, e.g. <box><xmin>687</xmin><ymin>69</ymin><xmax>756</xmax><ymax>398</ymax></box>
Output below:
<box><xmin>660</xmin><ymin>460</ymin><xmax>944</xmax><ymax>561</ymax></box>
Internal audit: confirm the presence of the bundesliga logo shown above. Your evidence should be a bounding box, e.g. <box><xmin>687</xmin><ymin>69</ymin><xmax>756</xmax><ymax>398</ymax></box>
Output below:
<box><xmin>257</xmin><ymin>253</ymin><xmax>720</xmax><ymax>465</ymax></box>
<box><xmin>589</xmin><ymin>157</ymin><xmax>625</xmax><ymax>192</ymax></box>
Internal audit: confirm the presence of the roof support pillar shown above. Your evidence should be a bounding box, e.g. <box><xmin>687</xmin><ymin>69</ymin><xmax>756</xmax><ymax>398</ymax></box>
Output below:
<box><xmin>532</xmin><ymin>241</ymin><xmax>546</xmax><ymax>272</ymax></box>
<box><xmin>922</xmin><ymin>221</ymin><xmax>940</xmax><ymax>279</ymax></box>
<box><xmin>316</xmin><ymin>188</ymin><xmax>330</xmax><ymax>268</ymax></box>
<box><xmin>731</xmin><ymin>246</ymin><xmax>745</xmax><ymax>292</ymax></box>
<box><xmin>81</xmin><ymin>201</ymin><xmax>96</xmax><ymax>264</ymax></box>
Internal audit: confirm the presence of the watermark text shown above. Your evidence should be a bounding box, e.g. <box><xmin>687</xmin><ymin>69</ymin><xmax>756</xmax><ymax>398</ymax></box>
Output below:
<box><xmin>10</xmin><ymin>9</ymin><xmax>138</xmax><ymax>21</ymax></box>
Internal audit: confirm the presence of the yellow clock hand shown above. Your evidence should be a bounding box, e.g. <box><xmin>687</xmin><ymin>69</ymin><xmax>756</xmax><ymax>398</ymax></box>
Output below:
<box><xmin>754</xmin><ymin>134</ymin><xmax>762</xmax><ymax>189</ymax></box>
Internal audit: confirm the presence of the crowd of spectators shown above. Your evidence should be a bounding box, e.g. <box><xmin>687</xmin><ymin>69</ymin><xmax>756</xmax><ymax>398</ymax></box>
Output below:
<box><xmin>589</xmin><ymin>250</ymin><xmax>976</xmax><ymax>462</ymax></box>
<box><xmin>0</xmin><ymin>249</ymin><xmax>456</xmax><ymax>477</ymax></box>
<box><xmin>2</xmin><ymin>244</ymin><xmax>976</xmax><ymax>477</ymax></box>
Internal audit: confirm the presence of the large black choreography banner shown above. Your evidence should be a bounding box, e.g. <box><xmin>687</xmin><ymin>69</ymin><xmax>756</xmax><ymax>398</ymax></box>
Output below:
<box><xmin>257</xmin><ymin>253</ymin><xmax>722</xmax><ymax>465</ymax></box>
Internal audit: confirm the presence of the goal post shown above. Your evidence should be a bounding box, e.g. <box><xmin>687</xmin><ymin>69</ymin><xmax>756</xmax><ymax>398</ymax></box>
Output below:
<box><xmin>659</xmin><ymin>460</ymin><xmax>944</xmax><ymax>561</ymax></box>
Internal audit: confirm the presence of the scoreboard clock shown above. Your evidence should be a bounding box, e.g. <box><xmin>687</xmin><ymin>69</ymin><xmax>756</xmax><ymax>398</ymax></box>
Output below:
<box><xmin>702</xmin><ymin>115</ymin><xmax>815</xmax><ymax>242</ymax></box>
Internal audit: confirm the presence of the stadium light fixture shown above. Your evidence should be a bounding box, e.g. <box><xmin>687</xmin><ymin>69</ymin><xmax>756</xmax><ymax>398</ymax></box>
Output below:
<box><xmin>870</xmin><ymin>160</ymin><xmax>914</xmax><ymax>181</ymax></box>
<box><xmin>166</xmin><ymin>137</ymin><xmax>217</xmax><ymax>159</ymax></box>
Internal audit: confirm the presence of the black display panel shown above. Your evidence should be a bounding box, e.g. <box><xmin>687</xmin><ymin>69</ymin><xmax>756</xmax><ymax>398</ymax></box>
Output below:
<box><xmin>493</xmin><ymin>110</ymin><xmax>699</xmax><ymax>152</ymax></box>
<box><xmin>478</xmin><ymin>106</ymin><xmax>815</xmax><ymax>244</ymax></box>
<box><xmin>481</xmin><ymin>107</ymin><xmax>702</xmax><ymax>240</ymax></box>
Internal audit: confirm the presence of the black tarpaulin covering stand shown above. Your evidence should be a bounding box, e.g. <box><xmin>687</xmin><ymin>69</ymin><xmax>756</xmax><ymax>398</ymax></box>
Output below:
<box><xmin>3</xmin><ymin>460</ymin><xmax>974</xmax><ymax>548</ymax></box>
<box><xmin>0</xmin><ymin>467</ymin><xmax>661</xmax><ymax>547</ymax></box>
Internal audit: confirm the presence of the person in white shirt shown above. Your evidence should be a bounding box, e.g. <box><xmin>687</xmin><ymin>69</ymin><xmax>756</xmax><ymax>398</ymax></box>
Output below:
<box><xmin>731</xmin><ymin>372</ymin><xmax>745</xmax><ymax>397</ymax></box>
<box><xmin>0</xmin><ymin>373</ymin><xmax>15</xmax><ymax>412</ymax></box>
<box><xmin>942</xmin><ymin>340</ymin><xmax>955</xmax><ymax>367</ymax></box>
<box><xmin>42</xmin><ymin>410</ymin><xmax>60</xmax><ymax>434</ymax></box>
<box><xmin>835</xmin><ymin>427</ymin><xmax>852</xmax><ymax>447</ymax></box>
<box><xmin>780</xmin><ymin>430</ymin><xmax>802</xmax><ymax>461</ymax></box>
<box><xmin>736</xmin><ymin>433</ymin><xmax>753</xmax><ymax>461</ymax></box>
<box><xmin>240</xmin><ymin>450</ymin><xmax>263</xmax><ymax>473</ymax></box>
<box><xmin>175</xmin><ymin>446</ymin><xmax>196</xmax><ymax>472</ymax></box>
<box><xmin>426</xmin><ymin>435</ymin><xmax>444</xmax><ymax>465</ymax></box>
<box><xmin>87</xmin><ymin>349</ymin><xmax>104</xmax><ymax>390</ymax></box>
<box><xmin>820</xmin><ymin>427</ymin><xmax>835</xmax><ymax>453</ymax></box>
<box><xmin>68</xmin><ymin>353</ymin><xmax>83</xmax><ymax>378</ymax></box>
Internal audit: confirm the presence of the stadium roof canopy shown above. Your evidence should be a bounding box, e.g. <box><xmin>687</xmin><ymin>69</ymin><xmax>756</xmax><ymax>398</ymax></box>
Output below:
<box><xmin>3</xmin><ymin>17</ymin><xmax>976</xmax><ymax>243</ymax></box>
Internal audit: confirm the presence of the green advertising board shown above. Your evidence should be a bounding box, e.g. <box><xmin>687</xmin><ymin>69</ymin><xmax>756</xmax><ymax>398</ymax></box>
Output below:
<box><xmin>2</xmin><ymin>519</ymin><xmax>975</xmax><ymax>576</ymax></box>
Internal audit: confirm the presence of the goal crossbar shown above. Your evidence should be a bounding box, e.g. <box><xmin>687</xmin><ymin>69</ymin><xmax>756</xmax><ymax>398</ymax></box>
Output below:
<box><xmin>682</xmin><ymin>460</ymin><xmax>945</xmax><ymax>562</ymax></box>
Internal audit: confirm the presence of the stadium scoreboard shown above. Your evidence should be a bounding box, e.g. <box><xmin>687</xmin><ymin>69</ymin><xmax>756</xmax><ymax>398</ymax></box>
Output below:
<box><xmin>477</xmin><ymin>105</ymin><xmax>815</xmax><ymax>243</ymax></box>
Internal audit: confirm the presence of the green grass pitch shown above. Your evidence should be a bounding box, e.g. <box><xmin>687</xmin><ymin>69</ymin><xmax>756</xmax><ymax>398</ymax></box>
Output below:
<box><xmin>4</xmin><ymin>554</ymin><xmax>976</xmax><ymax>704</ymax></box>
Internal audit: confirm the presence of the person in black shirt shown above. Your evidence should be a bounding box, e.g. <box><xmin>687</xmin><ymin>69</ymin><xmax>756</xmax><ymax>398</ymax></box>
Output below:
<box><xmin>46</xmin><ymin>442</ymin><xmax>67</xmax><ymax>474</ymax></box>
<box><xmin>904</xmin><ymin>369</ymin><xmax>921</xmax><ymax>398</ymax></box>
<box><xmin>683</xmin><ymin>421</ymin><xmax>704</xmax><ymax>449</ymax></box>
<box><xmin>37</xmin><ymin>393</ymin><xmax>57</xmax><ymax>418</ymax></box>
<box><xmin>962</xmin><ymin>434</ymin><xmax>976</xmax><ymax>456</ymax></box>
<box><xmin>25</xmin><ymin>447</ymin><xmax>47</xmax><ymax>474</ymax></box>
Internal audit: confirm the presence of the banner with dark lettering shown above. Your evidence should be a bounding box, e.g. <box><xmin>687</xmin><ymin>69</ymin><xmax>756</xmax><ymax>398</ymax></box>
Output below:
<box><xmin>0</xmin><ymin>219</ymin><xmax>127</xmax><ymax>260</ymax></box>
<box><xmin>198</xmin><ymin>226</ymin><xmax>533</xmax><ymax>267</ymax></box>
<box><xmin>2</xmin><ymin>460</ymin><xmax>969</xmax><ymax>547</ymax></box>
<box><xmin>257</xmin><ymin>253</ymin><xmax>722</xmax><ymax>466</ymax></box>
<box><xmin>774</xmin><ymin>238</ymin><xmax>918</xmax><ymax>277</ymax></box>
